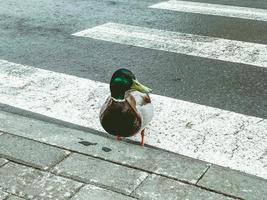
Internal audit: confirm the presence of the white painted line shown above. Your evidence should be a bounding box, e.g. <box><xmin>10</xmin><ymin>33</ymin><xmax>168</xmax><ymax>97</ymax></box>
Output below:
<box><xmin>149</xmin><ymin>0</ymin><xmax>267</xmax><ymax>22</ymax></box>
<box><xmin>72</xmin><ymin>23</ymin><xmax>267</xmax><ymax>68</ymax></box>
<box><xmin>0</xmin><ymin>59</ymin><xmax>266</xmax><ymax>179</ymax></box>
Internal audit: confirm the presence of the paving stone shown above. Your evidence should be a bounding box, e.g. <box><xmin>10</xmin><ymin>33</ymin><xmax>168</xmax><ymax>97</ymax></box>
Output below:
<box><xmin>70</xmin><ymin>142</ymin><xmax>209</xmax><ymax>184</ymax></box>
<box><xmin>0</xmin><ymin>134</ymin><xmax>69</xmax><ymax>170</ymax></box>
<box><xmin>133</xmin><ymin>175</ymin><xmax>234</xmax><ymax>200</ymax></box>
<box><xmin>67</xmin><ymin>140</ymin><xmax>209</xmax><ymax>184</ymax></box>
<box><xmin>0</xmin><ymin>162</ymin><xmax>83</xmax><ymax>200</ymax></box>
<box><xmin>0</xmin><ymin>190</ymin><xmax>8</xmax><ymax>200</ymax></box>
<box><xmin>0</xmin><ymin>158</ymin><xmax>8</xmax><ymax>167</ymax></box>
<box><xmin>0</xmin><ymin>111</ymin><xmax>209</xmax><ymax>183</ymax></box>
<box><xmin>154</xmin><ymin>151</ymin><xmax>209</xmax><ymax>183</ymax></box>
<box><xmin>53</xmin><ymin>153</ymin><xmax>148</xmax><ymax>195</ymax></box>
<box><xmin>198</xmin><ymin>165</ymin><xmax>267</xmax><ymax>200</ymax></box>
<box><xmin>71</xmin><ymin>185</ymin><xmax>136</xmax><ymax>200</ymax></box>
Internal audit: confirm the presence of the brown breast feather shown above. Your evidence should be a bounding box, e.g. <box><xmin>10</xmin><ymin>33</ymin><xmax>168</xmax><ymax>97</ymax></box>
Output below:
<box><xmin>100</xmin><ymin>95</ymin><xmax>142</xmax><ymax>137</ymax></box>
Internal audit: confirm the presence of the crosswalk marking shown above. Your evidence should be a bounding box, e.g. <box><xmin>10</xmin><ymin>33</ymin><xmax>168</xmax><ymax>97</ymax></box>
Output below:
<box><xmin>0</xmin><ymin>59</ymin><xmax>266</xmax><ymax>179</ymax></box>
<box><xmin>149</xmin><ymin>0</ymin><xmax>267</xmax><ymax>22</ymax></box>
<box><xmin>72</xmin><ymin>23</ymin><xmax>267</xmax><ymax>68</ymax></box>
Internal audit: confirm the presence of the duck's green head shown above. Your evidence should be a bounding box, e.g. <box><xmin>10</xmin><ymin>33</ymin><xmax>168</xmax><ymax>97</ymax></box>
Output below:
<box><xmin>110</xmin><ymin>68</ymin><xmax>152</xmax><ymax>100</ymax></box>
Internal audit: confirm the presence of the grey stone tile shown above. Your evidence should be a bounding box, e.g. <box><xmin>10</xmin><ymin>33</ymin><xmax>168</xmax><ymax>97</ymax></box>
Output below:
<box><xmin>75</xmin><ymin>141</ymin><xmax>209</xmax><ymax>184</ymax></box>
<box><xmin>154</xmin><ymin>151</ymin><xmax>210</xmax><ymax>183</ymax></box>
<box><xmin>0</xmin><ymin>162</ymin><xmax>83</xmax><ymax>200</ymax></box>
<box><xmin>60</xmin><ymin>137</ymin><xmax>209</xmax><ymax>184</ymax></box>
<box><xmin>0</xmin><ymin>158</ymin><xmax>8</xmax><ymax>167</ymax></box>
<box><xmin>53</xmin><ymin>153</ymin><xmax>148</xmax><ymax>195</ymax></box>
<box><xmin>133</xmin><ymin>175</ymin><xmax>234</xmax><ymax>200</ymax></box>
<box><xmin>0</xmin><ymin>190</ymin><xmax>8</xmax><ymax>200</ymax></box>
<box><xmin>0</xmin><ymin>111</ymin><xmax>209</xmax><ymax>183</ymax></box>
<box><xmin>0</xmin><ymin>134</ymin><xmax>69</xmax><ymax>170</ymax></box>
<box><xmin>198</xmin><ymin>165</ymin><xmax>267</xmax><ymax>200</ymax></box>
<box><xmin>71</xmin><ymin>185</ymin><xmax>136</xmax><ymax>200</ymax></box>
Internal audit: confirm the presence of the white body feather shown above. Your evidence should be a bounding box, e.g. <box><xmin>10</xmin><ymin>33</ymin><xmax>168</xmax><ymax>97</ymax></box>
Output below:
<box><xmin>131</xmin><ymin>91</ymin><xmax>154</xmax><ymax>130</ymax></box>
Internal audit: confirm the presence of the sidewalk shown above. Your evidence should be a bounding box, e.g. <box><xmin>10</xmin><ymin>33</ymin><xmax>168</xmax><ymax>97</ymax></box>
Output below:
<box><xmin>0</xmin><ymin>109</ymin><xmax>266</xmax><ymax>200</ymax></box>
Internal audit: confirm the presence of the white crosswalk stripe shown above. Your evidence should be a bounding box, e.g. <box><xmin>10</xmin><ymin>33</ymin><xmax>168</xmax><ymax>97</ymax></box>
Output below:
<box><xmin>1</xmin><ymin>0</ymin><xmax>266</xmax><ymax>181</ymax></box>
<box><xmin>72</xmin><ymin>23</ymin><xmax>267</xmax><ymax>68</ymax></box>
<box><xmin>0</xmin><ymin>59</ymin><xmax>266</xmax><ymax>179</ymax></box>
<box><xmin>149</xmin><ymin>0</ymin><xmax>267</xmax><ymax>22</ymax></box>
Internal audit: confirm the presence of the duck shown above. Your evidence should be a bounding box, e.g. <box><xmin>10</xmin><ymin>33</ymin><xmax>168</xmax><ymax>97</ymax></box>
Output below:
<box><xmin>99</xmin><ymin>68</ymin><xmax>154</xmax><ymax>146</ymax></box>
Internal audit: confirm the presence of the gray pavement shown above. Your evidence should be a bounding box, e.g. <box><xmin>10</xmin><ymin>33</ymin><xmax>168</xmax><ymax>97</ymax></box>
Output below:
<box><xmin>0</xmin><ymin>109</ymin><xmax>266</xmax><ymax>200</ymax></box>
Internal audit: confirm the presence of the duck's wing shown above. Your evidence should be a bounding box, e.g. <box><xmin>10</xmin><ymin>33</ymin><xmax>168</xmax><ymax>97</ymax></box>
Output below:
<box><xmin>99</xmin><ymin>95</ymin><xmax>112</xmax><ymax>120</ymax></box>
<box><xmin>126</xmin><ymin>90</ymin><xmax>154</xmax><ymax>130</ymax></box>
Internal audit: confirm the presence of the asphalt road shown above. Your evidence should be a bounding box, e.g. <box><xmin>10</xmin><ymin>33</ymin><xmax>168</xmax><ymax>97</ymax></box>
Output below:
<box><xmin>0</xmin><ymin>0</ymin><xmax>267</xmax><ymax>118</ymax></box>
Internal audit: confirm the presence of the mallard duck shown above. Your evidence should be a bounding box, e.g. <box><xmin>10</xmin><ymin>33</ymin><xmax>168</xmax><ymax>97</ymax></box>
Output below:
<box><xmin>100</xmin><ymin>68</ymin><xmax>154</xmax><ymax>146</ymax></box>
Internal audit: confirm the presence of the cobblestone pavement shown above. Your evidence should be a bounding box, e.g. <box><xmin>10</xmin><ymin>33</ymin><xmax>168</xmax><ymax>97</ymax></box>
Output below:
<box><xmin>0</xmin><ymin>109</ymin><xmax>266</xmax><ymax>200</ymax></box>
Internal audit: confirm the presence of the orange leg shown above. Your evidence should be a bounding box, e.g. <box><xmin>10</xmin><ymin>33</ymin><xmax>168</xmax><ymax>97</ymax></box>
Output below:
<box><xmin>116</xmin><ymin>135</ymin><xmax>122</xmax><ymax>141</ymax></box>
<box><xmin>140</xmin><ymin>129</ymin><xmax>145</xmax><ymax>146</ymax></box>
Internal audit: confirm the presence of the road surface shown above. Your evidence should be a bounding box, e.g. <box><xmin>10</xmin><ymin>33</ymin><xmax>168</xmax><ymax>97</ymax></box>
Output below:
<box><xmin>0</xmin><ymin>0</ymin><xmax>266</xmax><ymax>180</ymax></box>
